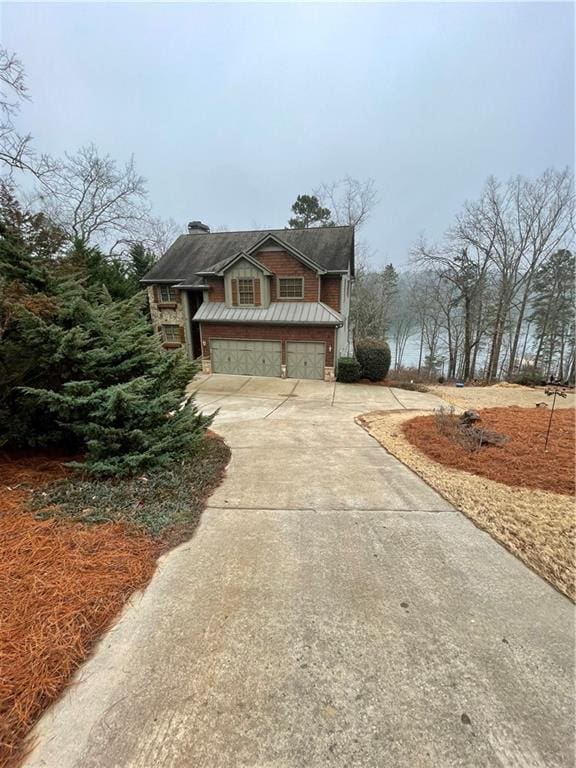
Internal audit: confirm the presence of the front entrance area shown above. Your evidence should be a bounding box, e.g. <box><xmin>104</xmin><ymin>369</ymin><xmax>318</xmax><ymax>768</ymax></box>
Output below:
<box><xmin>211</xmin><ymin>339</ymin><xmax>282</xmax><ymax>377</ymax></box>
<box><xmin>286</xmin><ymin>341</ymin><xmax>325</xmax><ymax>380</ymax></box>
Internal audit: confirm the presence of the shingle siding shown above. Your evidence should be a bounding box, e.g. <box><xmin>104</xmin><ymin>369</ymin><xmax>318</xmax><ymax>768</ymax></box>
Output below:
<box><xmin>320</xmin><ymin>275</ymin><xmax>341</xmax><ymax>312</ymax></box>
<box><xmin>255</xmin><ymin>250</ymin><xmax>319</xmax><ymax>302</ymax></box>
<box><xmin>206</xmin><ymin>278</ymin><xmax>225</xmax><ymax>302</ymax></box>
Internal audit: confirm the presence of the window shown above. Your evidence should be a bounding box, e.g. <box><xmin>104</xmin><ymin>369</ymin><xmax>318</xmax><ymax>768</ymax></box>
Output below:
<box><xmin>278</xmin><ymin>277</ymin><xmax>304</xmax><ymax>299</ymax></box>
<box><xmin>238</xmin><ymin>278</ymin><xmax>255</xmax><ymax>305</ymax></box>
<box><xmin>161</xmin><ymin>324</ymin><xmax>181</xmax><ymax>343</ymax></box>
<box><xmin>159</xmin><ymin>285</ymin><xmax>177</xmax><ymax>303</ymax></box>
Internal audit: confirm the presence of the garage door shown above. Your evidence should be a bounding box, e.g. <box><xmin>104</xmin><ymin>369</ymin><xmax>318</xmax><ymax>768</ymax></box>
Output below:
<box><xmin>211</xmin><ymin>339</ymin><xmax>282</xmax><ymax>377</ymax></box>
<box><xmin>286</xmin><ymin>342</ymin><xmax>325</xmax><ymax>380</ymax></box>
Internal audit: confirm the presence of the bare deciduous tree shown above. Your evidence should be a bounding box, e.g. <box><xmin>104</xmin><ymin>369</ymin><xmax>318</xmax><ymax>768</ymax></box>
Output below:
<box><xmin>409</xmin><ymin>168</ymin><xmax>574</xmax><ymax>382</ymax></box>
<box><xmin>36</xmin><ymin>144</ymin><xmax>149</xmax><ymax>246</ymax></box>
<box><xmin>110</xmin><ymin>215</ymin><xmax>182</xmax><ymax>258</ymax></box>
<box><xmin>0</xmin><ymin>47</ymin><xmax>52</xmax><ymax>180</ymax></box>
<box><xmin>450</xmin><ymin>170</ymin><xmax>574</xmax><ymax>379</ymax></box>
<box><xmin>315</xmin><ymin>176</ymin><xmax>378</xmax><ymax>229</ymax></box>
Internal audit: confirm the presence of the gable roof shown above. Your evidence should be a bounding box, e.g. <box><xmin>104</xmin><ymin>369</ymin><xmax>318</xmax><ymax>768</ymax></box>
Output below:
<box><xmin>141</xmin><ymin>225</ymin><xmax>354</xmax><ymax>285</ymax></box>
<box><xmin>245</xmin><ymin>233</ymin><xmax>326</xmax><ymax>273</ymax></box>
<box><xmin>197</xmin><ymin>250</ymin><xmax>274</xmax><ymax>277</ymax></box>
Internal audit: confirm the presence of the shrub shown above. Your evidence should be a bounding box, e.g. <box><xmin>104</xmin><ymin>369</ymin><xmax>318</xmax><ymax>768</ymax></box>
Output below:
<box><xmin>387</xmin><ymin>380</ymin><xmax>429</xmax><ymax>393</ymax></box>
<box><xmin>337</xmin><ymin>356</ymin><xmax>362</xmax><ymax>383</ymax></box>
<box><xmin>513</xmin><ymin>371</ymin><xmax>544</xmax><ymax>386</ymax></box>
<box><xmin>434</xmin><ymin>405</ymin><xmax>508</xmax><ymax>453</ymax></box>
<box><xmin>435</xmin><ymin>405</ymin><xmax>457</xmax><ymax>437</ymax></box>
<box><xmin>355</xmin><ymin>338</ymin><xmax>391</xmax><ymax>381</ymax></box>
<box><xmin>395</xmin><ymin>366</ymin><xmax>437</xmax><ymax>383</ymax></box>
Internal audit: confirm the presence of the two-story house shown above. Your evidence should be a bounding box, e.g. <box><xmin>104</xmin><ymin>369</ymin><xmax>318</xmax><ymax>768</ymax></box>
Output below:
<box><xmin>141</xmin><ymin>221</ymin><xmax>354</xmax><ymax>381</ymax></box>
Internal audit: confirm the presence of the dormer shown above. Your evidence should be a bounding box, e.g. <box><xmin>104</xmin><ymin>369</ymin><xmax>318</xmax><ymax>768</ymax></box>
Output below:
<box><xmin>199</xmin><ymin>251</ymin><xmax>273</xmax><ymax>308</ymax></box>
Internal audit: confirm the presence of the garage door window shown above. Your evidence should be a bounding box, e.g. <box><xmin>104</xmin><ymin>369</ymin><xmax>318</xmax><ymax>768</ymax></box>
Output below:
<box><xmin>238</xmin><ymin>278</ymin><xmax>255</xmax><ymax>305</ymax></box>
<box><xmin>278</xmin><ymin>277</ymin><xmax>304</xmax><ymax>299</ymax></box>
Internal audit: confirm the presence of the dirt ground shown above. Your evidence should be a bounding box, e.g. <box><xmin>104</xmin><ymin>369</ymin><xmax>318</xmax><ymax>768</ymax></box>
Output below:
<box><xmin>429</xmin><ymin>382</ymin><xmax>576</xmax><ymax>410</ymax></box>
<box><xmin>357</xmin><ymin>411</ymin><xmax>575</xmax><ymax>601</ymax></box>
<box><xmin>404</xmin><ymin>408</ymin><xmax>574</xmax><ymax>496</ymax></box>
<box><xmin>0</xmin><ymin>455</ymin><xmax>158</xmax><ymax>768</ymax></box>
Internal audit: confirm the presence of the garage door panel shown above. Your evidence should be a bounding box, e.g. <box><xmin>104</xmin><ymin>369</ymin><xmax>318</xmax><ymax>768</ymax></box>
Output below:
<box><xmin>211</xmin><ymin>339</ymin><xmax>281</xmax><ymax>377</ymax></box>
<box><xmin>286</xmin><ymin>342</ymin><xmax>325</xmax><ymax>380</ymax></box>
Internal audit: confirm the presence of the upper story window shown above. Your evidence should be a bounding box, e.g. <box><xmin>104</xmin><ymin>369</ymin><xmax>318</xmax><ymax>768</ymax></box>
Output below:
<box><xmin>238</xmin><ymin>278</ymin><xmax>255</xmax><ymax>305</ymax></box>
<box><xmin>159</xmin><ymin>285</ymin><xmax>177</xmax><ymax>303</ymax></box>
<box><xmin>278</xmin><ymin>277</ymin><xmax>304</xmax><ymax>299</ymax></box>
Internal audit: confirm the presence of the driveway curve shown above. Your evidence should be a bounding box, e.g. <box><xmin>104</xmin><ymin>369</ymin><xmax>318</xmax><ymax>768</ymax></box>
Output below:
<box><xmin>25</xmin><ymin>375</ymin><xmax>574</xmax><ymax>768</ymax></box>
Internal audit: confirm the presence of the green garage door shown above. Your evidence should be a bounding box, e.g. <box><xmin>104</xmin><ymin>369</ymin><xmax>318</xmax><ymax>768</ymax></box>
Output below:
<box><xmin>211</xmin><ymin>339</ymin><xmax>282</xmax><ymax>377</ymax></box>
<box><xmin>286</xmin><ymin>342</ymin><xmax>325</xmax><ymax>380</ymax></box>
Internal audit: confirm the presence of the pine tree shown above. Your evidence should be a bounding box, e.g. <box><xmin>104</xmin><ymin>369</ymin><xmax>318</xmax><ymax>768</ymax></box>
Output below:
<box><xmin>128</xmin><ymin>242</ymin><xmax>155</xmax><ymax>286</ymax></box>
<box><xmin>530</xmin><ymin>250</ymin><xmax>575</xmax><ymax>378</ymax></box>
<box><xmin>288</xmin><ymin>195</ymin><xmax>333</xmax><ymax>228</ymax></box>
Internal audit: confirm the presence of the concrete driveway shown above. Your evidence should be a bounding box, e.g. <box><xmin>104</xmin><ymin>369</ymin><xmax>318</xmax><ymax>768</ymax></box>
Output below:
<box><xmin>26</xmin><ymin>375</ymin><xmax>574</xmax><ymax>768</ymax></box>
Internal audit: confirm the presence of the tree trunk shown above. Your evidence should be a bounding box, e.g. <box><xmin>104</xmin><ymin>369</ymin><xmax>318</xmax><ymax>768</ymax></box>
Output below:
<box><xmin>417</xmin><ymin>326</ymin><xmax>424</xmax><ymax>374</ymax></box>
<box><xmin>507</xmin><ymin>280</ymin><xmax>531</xmax><ymax>378</ymax></box>
<box><xmin>519</xmin><ymin>320</ymin><xmax>531</xmax><ymax>371</ymax></box>
<box><xmin>486</xmin><ymin>294</ymin><xmax>505</xmax><ymax>381</ymax></box>
<box><xmin>567</xmin><ymin>346</ymin><xmax>575</xmax><ymax>384</ymax></box>
<box><xmin>462</xmin><ymin>293</ymin><xmax>472</xmax><ymax>380</ymax></box>
<box><xmin>470</xmin><ymin>344</ymin><xmax>479</xmax><ymax>379</ymax></box>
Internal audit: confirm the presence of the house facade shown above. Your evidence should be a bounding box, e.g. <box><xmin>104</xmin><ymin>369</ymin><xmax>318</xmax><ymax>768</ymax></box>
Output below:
<box><xmin>142</xmin><ymin>222</ymin><xmax>354</xmax><ymax>381</ymax></box>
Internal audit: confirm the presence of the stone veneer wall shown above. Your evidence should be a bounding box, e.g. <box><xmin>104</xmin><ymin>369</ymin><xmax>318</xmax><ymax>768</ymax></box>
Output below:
<box><xmin>147</xmin><ymin>286</ymin><xmax>186</xmax><ymax>348</ymax></box>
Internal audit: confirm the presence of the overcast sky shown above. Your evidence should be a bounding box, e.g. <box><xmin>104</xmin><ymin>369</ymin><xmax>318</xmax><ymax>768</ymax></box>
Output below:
<box><xmin>2</xmin><ymin>2</ymin><xmax>574</xmax><ymax>266</ymax></box>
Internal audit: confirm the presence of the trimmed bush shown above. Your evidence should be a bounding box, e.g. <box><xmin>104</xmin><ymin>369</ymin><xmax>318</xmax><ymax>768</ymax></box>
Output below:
<box><xmin>355</xmin><ymin>338</ymin><xmax>391</xmax><ymax>381</ymax></box>
<box><xmin>337</xmin><ymin>356</ymin><xmax>362</xmax><ymax>383</ymax></box>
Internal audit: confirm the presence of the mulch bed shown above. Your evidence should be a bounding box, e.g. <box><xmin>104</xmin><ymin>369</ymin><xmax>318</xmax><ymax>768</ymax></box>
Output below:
<box><xmin>359</xmin><ymin>410</ymin><xmax>575</xmax><ymax>599</ymax></box>
<box><xmin>0</xmin><ymin>454</ymin><xmax>157</xmax><ymax>768</ymax></box>
<box><xmin>403</xmin><ymin>407</ymin><xmax>574</xmax><ymax>496</ymax></box>
<box><xmin>0</xmin><ymin>434</ymin><xmax>230</xmax><ymax>768</ymax></box>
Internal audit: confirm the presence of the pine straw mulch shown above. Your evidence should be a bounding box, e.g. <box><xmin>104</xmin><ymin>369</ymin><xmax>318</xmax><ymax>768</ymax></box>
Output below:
<box><xmin>404</xmin><ymin>407</ymin><xmax>575</xmax><ymax>496</ymax></box>
<box><xmin>428</xmin><ymin>383</ymin><xmax>576</xmax><ymax>411</ymax></box>
<box><xmin>357</xmin><ymin>409</ymin><xmax>576</xmax><ymax>601</ymax></box>
<box><xmin>0</xmin><ymin>454</ymin><xmax>158</xmax><ymax>768</ymax></box>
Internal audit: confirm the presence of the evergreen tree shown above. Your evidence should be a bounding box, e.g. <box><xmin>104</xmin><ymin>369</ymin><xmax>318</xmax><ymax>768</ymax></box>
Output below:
<box><xmin>1</xmin><ymin>187</ymin><xmax>212</xmax><ymax>473</ymax></box>
<box><xmin>288</xmin><ymin>194</ymin><xmax>333</xmax><ymax>228</ymax></box>
<box><xmin>23</xmin><ymin>294</ymin><xmax>211</xmax><ymax>476</ymax></box>
<box><xmin>128</xmin><ymin>242</ymin><xmax>155</xmax><ymax>285</ymax></box>
<box><xmin>530</xmin><ymin>250</ymin><xmax>575</xmax><ymax>378</ymax></box>
<box><xmin>0</xmin><ymin>185</ymin><xmax>71</xmax><ymax>444</ymax></box>
<box><xmin>379</xmin><ymin>263</ymin><xmax>399</xmax><ymax>336</ymax></box>
<box><xmin>63</xmin><ymin>239</ymin><xmax>134</xmax><ymax>301</ymax></box>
